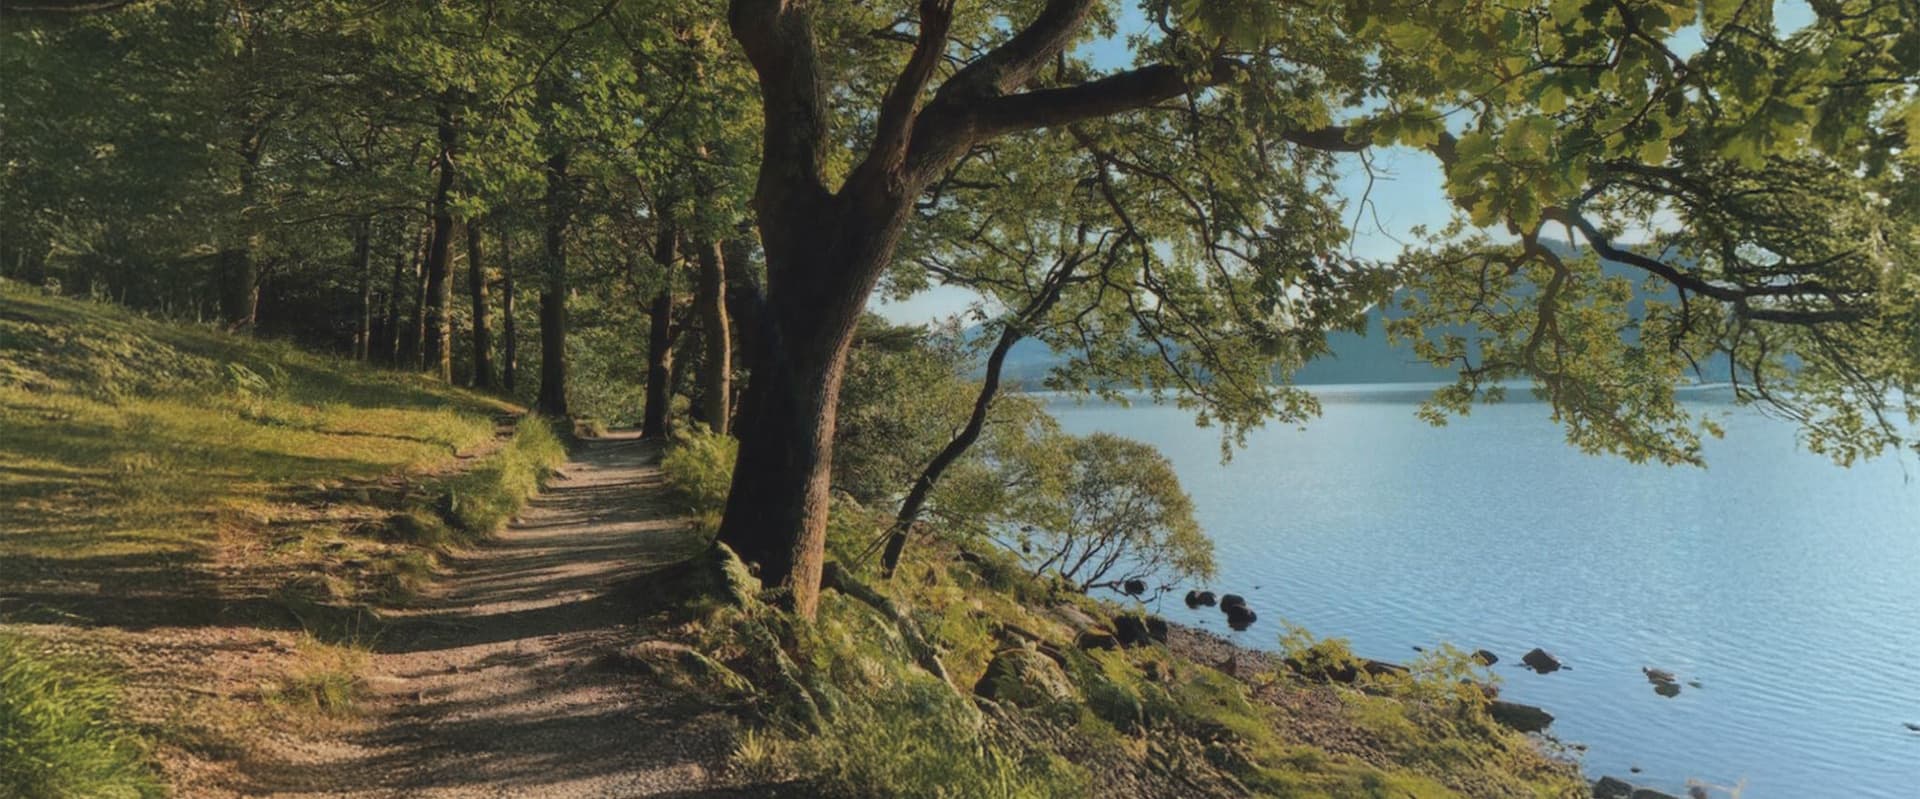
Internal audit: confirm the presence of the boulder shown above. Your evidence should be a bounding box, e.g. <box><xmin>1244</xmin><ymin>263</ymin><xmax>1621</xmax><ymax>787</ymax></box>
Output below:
<box><xmin>1471</xmin><ymin>649</ymin><xmax>1499</xmax><ymax>666</ymax></box>
<box><xmin>1521</xmin><ymin>647</ymin><xmax>1563</xmax><ymax>674</ymax></box>
<box><xmin>1592</xmin><ymin>776</ymin><xmax>1635</xmax><ymax>799</ymax></box>
<box><xmin>1122</xmin><ymin>578</ymin><xmax>1148</xmax><ymax>596</ymax></box>
<box><xmin>1113</xmin><ymin>613</ymin><xmax>1154</xmax><ymax>647</ymax></box>
<box><xmin>974</xmin><ymin>648</ymin><xmax>1078</xmax><ymax>708</ymax></box>
<box><xmin>1630</xmin><ymin>789</ymin><xmax>1680</xmax><ymax>799</ymax></box>
<box><xmin>1488</xmin><ymin>700</ymin><xmax>1554</xmax><ymax>733</ymax></box>
<box><xmin>1053</xmin><ymin>603</ymin><xmax>1101</xmax><ymax>632</ymax></box>
<box><xmin>1653</xmin><ymin>682</ymin><xmax>1681</xmax><ymax>698</ymax></box>
<box><xmin>1224</xmin><ymin>604</ymin><xmax>1257</xmax><ymax>631</ymax></box>
<box><xmin>1144</xmin><ymin>615</ymin><xmax>1169</xmax><ymax>643</ymax></box>
<box><xmin>1219</xmin><ymin>593</ymin><xmax>1247</xmax><ymax>611</ymax></box>
<box><xmin>1184</xmin><ymin>590</ymin><xmax>1217</xmax><ymax>608</ymax></box>
<box><xmin>1360</xmin><ymin>659</ymin><xmax>1409</xmax><ymax>679</ymax></box>
<box><xmin>1075</xmin><ymin>631</ymin><xmax>1119</xmax><ymax>651</ymax></box>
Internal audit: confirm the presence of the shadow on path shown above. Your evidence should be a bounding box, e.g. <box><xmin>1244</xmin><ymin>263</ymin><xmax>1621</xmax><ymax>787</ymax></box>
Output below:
<box><xmin>240</xmin><ymin>431</ymin><xmax>734</xmax><ymax>799</ymax></box>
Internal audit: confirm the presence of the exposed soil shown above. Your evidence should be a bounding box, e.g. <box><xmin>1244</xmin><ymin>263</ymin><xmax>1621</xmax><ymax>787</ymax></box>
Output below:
<box><xmin>12</xmin><ymin>431</ymin><xmax>766</xmax><ymax>798</ymax></box>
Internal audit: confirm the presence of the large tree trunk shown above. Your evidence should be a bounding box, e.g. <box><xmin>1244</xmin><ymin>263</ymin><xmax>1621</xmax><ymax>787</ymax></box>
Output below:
<box><xmin>716</xmin><ymin>195</ymin><xmax>911</xmax><ymax>618</ymax></box>
<box><xmin>351</xmin><ymin>217</ymin><xmax>373</xmax><ymax>360</ymax></box>
<box><xmin>694</xmin><ymin>239</ymin><xmax>732</xmax><ymax>435</ymax></box>
<box><xmin>422</xmin><ymin>105</ymin><xmax>458</xmax><ymax>382</ymax></box>
<box><xmin>467</xmin><ymin>219</ymin><xmax>493</xmax><ymax>389</ymax></box>
<box><xmin>499</xmin><ymin>227</ymin><xmax>517</xmax><ymax>392</ymax></box>
<box><xmin>536</xmin><ymin>148</ymin><xmax>571</xmax><ymax>417</ymax></box>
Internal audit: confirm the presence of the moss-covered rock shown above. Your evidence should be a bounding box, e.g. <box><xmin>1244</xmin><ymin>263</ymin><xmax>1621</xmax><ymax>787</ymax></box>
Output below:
<box><xmin>975</xmin><ymin>647</ymin><xmax>1079</xmax><ymax>708</ymax></box>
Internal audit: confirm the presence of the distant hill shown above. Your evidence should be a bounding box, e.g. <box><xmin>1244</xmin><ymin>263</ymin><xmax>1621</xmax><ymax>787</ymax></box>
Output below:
<box><xmin>979</xmin><ymin>242</ymin><xmax>1701</xmax><ymax>387</ymax></box>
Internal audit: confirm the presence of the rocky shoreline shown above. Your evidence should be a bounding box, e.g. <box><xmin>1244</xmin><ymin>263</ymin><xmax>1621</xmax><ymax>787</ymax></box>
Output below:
<box><xmin>1160</xmin><ymin>620</ymin><xmax>1699</xmax><ymax>799</ymax></box>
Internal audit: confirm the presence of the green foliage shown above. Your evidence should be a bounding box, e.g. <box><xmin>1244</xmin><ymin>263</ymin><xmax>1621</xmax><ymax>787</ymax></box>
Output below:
<box><xmin>1018</xmin><ymin>433</ymin><xmax>1214</xmax><ymax>594</ymax></box>
<box><xmin>661</xmin><ymin>424</ymin><xmax>737</xmax><ymax>529</ymax></box>
<box><xmin>0</xmin><ymin>634</ymin><xmax>163</xmax><ymax>799</ymax></box>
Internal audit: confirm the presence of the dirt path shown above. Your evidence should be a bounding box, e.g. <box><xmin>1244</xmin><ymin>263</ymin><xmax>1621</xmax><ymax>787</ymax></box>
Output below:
<box><xmin>251</xmin><ymin>431</ymin><xmax>742</xmax><ymax>798</ymax></box>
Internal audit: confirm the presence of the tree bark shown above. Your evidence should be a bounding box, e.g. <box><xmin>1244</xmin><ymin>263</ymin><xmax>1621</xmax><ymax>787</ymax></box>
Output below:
<box><xmin>718</xmin><ymin>0</ymin><xmax>1214</xmax><ymax>618</ymax></box>
<box><xmin>422</xmin><ymin>105</ymin><xmax>458</xmax><ymax>382</ymax></box>
<box><xmin>499</xmin><ymin>227</ymin><xmax>517</xmax><ymax>392</ymax></box>
<box><xmin>536</xmin><ymin>148</ymin><xmax>571</xmax><ymax>417</ymax></box>
<box><xmin>694</xmin><ymin>238</ymin><xmax>731</xmax><ymax>435</ymax></box>
<box><xmin>351</xmin><ymin>217</ymin><xmax>373</xmax><ymax>360</ymax></box>
<box><xmin>467</xmin><ymin>219</ymin><xmax>493</xmax><ymax>389</ymax></box>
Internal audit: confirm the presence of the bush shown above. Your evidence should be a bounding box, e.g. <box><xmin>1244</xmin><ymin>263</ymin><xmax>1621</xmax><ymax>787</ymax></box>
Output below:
<box><xmin>0</xmin><ymin>634</ymin><xmax>162</xmax><ymax>799</ymax></box>
<box><xmin>662</xmin><ymin>424</ymin><xmax>737</xmax><ymax>527</ymax></box>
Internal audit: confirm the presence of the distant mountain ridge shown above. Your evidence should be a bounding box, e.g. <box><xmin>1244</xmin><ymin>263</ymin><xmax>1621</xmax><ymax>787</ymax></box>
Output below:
<box><xmin>975</xmin><ymin>241</ymin><xmax>1695</xmax><ymax>387</ymax></box>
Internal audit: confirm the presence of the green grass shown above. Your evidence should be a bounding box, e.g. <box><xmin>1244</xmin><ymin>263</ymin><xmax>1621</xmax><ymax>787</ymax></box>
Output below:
<box><xmin>267</xmin><ymin>634</ymin><xmax>372</xmax><ymax>720</ymax></box>
<box><xmin>681</xmin><ymin>534</ymin><xmax>1586</xmax><ymax>799</ymax></box>
<box><xmin>660</xmin><ymin>424</ymin><xmax>737</xmax><ymax>534</ymax></box>
<box><xmin>0</xmin><ymin>633</ymin><xmax>163</xmax><ymax>799</ymax></box>
<box><xmin>0</xmin><ymin>281</ymin><xmax>515</xmax><ymax>570</ymax></box>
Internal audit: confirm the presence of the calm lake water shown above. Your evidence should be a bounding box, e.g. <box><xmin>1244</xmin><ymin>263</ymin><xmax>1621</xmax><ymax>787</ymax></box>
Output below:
<box><xmin>1046</xmin><ymin>386</ymin><xmax>1920</xmax><ymax>798</ymax></box>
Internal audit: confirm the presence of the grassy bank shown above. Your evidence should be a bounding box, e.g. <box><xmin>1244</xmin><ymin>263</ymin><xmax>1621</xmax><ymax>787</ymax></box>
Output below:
<box><xmin>654</xmin><ymin>428</ymin><xmax>1584</xmax><ymax>798</ymax></box>
<box><xmin>0</xmin><ymin>282</ymin><xmax>566</xmax><ymax>789</ymax></box>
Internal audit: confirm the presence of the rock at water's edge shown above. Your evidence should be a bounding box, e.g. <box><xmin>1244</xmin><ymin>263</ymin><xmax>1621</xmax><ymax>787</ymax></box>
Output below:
<box><xmin>1522</xmin><ymin>647</ymin><xmax>1563</xmax><ymax>674</ymax></box>
<box><xmin>1488</xmin><ymin>700</ymin><xmax>1554</xmax><ymax>733</ymax></box>
<box><xmin>1592</xmin><ymin>776</ymin><xmax>1635</xmax><ymax>799</ymax></box>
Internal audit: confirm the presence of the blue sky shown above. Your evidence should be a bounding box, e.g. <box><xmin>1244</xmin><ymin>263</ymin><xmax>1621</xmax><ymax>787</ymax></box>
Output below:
<box><xmin>874</xmin><ymin>2</ymin><xmax>1817</xmax><ymax>324</ymax></box>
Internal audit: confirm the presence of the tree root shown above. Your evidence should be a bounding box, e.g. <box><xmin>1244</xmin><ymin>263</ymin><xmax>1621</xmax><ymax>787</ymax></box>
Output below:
<box><xmin>822</xmin><ymin>561</ymin><xmax>956</xmax><ymax>690</ymax></box>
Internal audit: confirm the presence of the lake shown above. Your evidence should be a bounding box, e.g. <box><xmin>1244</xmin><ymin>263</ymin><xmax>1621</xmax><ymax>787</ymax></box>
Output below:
<box><xmin>1046</xmin><ymin>386</ymin><xmax>1920</xmax><ymax>798</ymax></box>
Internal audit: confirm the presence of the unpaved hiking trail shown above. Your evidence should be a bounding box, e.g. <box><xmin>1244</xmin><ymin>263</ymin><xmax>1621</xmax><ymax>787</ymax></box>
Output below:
<box><xmin>260</xmin><ymin>432</ymin><xmax>740</xmax><ymax>799</ymax></box>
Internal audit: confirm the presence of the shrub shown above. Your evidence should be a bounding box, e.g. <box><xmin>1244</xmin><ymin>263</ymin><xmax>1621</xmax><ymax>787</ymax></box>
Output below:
<box><xmin>0</xmin><ymin>634</ymin><xmax>162</xmax><ymax>799</ymax></box>
<box><xmin>662</xmin><ymin>424</ymin><xmax>737</xmax><ymax>526</ymax></box>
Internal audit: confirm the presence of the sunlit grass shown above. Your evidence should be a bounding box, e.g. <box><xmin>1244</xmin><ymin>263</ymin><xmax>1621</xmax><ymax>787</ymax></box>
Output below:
<box><xmin>0</xmin><ymin>283</ymin><xmax>511</xmax><ymax>572</ymax></box>
<box><xmin>0</xmin><ymin>632</ymin><xmax>163</xmax><ymax>799</ymax></box>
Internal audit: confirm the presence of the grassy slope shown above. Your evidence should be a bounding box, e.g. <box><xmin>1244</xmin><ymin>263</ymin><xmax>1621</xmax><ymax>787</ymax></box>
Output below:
<box><xmin>656</xmin><ymin>430</ymin><xmax>1587</xmax><ymax>799</ymax></box>
<box><xmin>0</xmin><ymin>282</ymin><xmax>563</xmax><ymax>796</ymax></box>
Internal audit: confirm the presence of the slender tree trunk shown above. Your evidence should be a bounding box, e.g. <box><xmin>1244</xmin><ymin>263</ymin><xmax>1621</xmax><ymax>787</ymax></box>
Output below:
<box><xmin>351</xmin><ymin>217</ymin><xmax>373</xmax><ymax>360</ymax></box>
<box><xmin>499</xmin><ymin>227</ymin><xmax>517</xmax><ymax>392</ymax></box>
<box><xmin>694</xmin><ymin>239</ymin><xmax>732</xmax><ymax>435</ymax></box>
<box><xmin>217</xmin><ymin>247</ymin><xmax>258</xmax><ymax>330</ymax></box>
<box><xmin>467</xmin><ymin>219</ymin><xmax>493</xmax><ymax>389</ymax></box>
<box><xmin>422</xmin><ymin>105</ymin><xmax>458</xmax><ymax>382</ymax></box>
<box><xmin>641</xmin><ymin>223</ymin><xmax>677</xmax><ymax>438</ymax></box>
<box><xmin>221</xmin><ymin>132</ymin><xmax>266</xmax><ymax>331</ymax></box>
<box><xmin>880</xmin><ymin>325</ymin><xmax>1025</xmax><ymax>576</ymax></box>
<box><xmin>409</xmin><ymin>226</ymin><xmax>429</xmax><ymax>370</ymax></box>
<box><xmin>382</xmin><ymin>222</ymin><xmax>416</xmax><ymax>365</ymax></box>
<box><xmin>643</xmin><ymin>287</ymin><xmax>675</xmax><ymax>438</ymax></box>
<box><xmin>536</xmin><ymin>148</ymin><xmax>571</xmax><ymax>417</ymax></box>
<box><xmin>878</xmin><ymin>259</ymin><xmax>1075</xmax><ymax>575</ymax></box>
